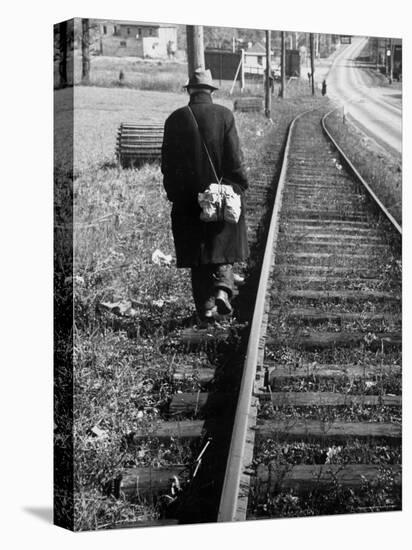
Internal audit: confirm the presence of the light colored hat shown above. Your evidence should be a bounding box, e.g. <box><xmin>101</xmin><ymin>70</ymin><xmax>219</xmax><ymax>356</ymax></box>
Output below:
<box><xmin>184</xmin><ymin>68</ymin><xmax>218</xmax><ymax>90</ymax></box>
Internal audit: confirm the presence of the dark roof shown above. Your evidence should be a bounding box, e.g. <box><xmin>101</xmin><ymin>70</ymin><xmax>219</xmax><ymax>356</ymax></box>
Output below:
<box><xmin>246</xmin><ymin>42</ymin><xmax>266</xmax><ymax>54</ymax></box>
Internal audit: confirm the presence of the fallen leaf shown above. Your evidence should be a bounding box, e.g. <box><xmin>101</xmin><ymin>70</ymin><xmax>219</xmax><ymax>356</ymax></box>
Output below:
<box><xmin>90</xmin><ymin>426</ymin><xmax>108</xmax><ymax>439</ymax></box>
<box><xmin>152</xmin><ymin>249</ymin><xmax>172</xmax><ymax>266</ymax></box>
<box><xmin>99</xmin><ymin>300</ymin><xmax>137</xmax><ymax>317</ymax></box>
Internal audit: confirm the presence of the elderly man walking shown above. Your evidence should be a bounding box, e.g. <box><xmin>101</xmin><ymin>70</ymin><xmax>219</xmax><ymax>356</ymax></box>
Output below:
<box><xmin>161</xmin><ymin>68</ymin><xmax>249</xmax><ymax>325</ymax></box>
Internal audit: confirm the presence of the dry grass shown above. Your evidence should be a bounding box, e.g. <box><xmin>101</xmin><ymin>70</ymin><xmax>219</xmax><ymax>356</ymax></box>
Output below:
<box><xmin>63</xmin><ymin>52</ymin><xmax>251</xmax><ymax>95</ymax></box>
<box><xmin>324</xmin><ymin>111</ymin><xmax>402</xmax><ymax>225</ymax></box>
<box><xmin>73</xmin><ymin>86</ymin><xmax>232</xmax><ymax>172</ymax></box>
<box><xmin>72</xmin><ymin>87</ymin><xmax>195</xmax><ymax>529</ymax></box>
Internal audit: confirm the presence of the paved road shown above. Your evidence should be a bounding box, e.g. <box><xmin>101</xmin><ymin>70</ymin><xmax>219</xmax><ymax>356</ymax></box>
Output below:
<box><xmin>327</xmin><ymin>37</ymin><xmax>402</xmax><ymax>154</ymax></box>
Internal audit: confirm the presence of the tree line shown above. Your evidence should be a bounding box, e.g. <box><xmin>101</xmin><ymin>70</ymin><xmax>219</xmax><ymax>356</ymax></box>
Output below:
<box><xmin>55</xmin><ymin>18</ymin><xmax>92</xmax><ymax>88</ymax></box>
<box><xmin>55</xmin><ymin>19</ymin><xmax>338</xmax><ymax>89</ymax></box>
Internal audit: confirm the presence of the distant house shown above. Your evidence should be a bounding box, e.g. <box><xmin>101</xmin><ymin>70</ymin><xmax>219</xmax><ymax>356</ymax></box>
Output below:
<box><xmin>243</xmin><ymin>42</ymin><xmax>274</xmax><ymax>75</ymax></box>
<box><xmin>99</xmin><ymin>20</ymin><xmax>177</xmax><ymax>58</ymax></box>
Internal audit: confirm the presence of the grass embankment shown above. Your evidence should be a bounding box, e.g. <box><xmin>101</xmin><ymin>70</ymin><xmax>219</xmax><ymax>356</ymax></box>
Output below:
<box><xmin>325</xmin><ymin>111</ymin><xmax>402</xmax><ymax>226</ymax></box>
<box><xmin>72</xmin><ymin>87</ymin><xmax>204</xmax><ymax>529</ymax></box>
<box><xmin>79</xmin><ymin>54</ymin><xmax>188</xmax><ymax>93</ymax></box>
<box><xmin>61</xmin><ymin>51</ymin><xmax>293</xmax><ymax>97</ymax></box>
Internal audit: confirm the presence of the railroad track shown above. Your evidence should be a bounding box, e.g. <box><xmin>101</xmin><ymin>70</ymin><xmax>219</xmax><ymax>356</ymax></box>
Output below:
<box><xmin>107</xmin><ymin>112</ymin><xmax>282</xmax><ymax>525</ymax></box>
<box><xmin>110</xmin><ymin>107</ymin><xmax>401</xmax><ymax>526</ymax></box>
<box><xmin>219</xmin><ymin>108</ymin><xmax>402</xmax><ymax>521</ymax></box>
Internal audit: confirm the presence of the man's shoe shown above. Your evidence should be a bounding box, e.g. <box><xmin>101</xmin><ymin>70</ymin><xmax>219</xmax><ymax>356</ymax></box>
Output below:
<box><xmin>215</xmin><ymin>289</ymin><xmax>232</xmax><ymax>315</ymax></box>
<box><xmin>233</xmin><ymin>273</ymin><xmax>245</xmax><ymax>286</ymax></box>
<box><xmin>204</xmin><ymin>305</ymin><xmax>217</xmax><ymax>319</ymax></box>
<box><xmin>204</xmin><ymin>297</ymin><xmax>216</xmax><ymax>311</ymax></box>
<box><xmin>197</xmin><ymin>306</ymin><xmax>217</xmax><ymax>328</ymax></box>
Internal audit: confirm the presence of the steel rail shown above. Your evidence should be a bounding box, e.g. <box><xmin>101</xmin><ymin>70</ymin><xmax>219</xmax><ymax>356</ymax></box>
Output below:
<box><xmin>322</xmin><ymin>109</ymin><xmax>402</xmax><ymax>236</ymax></box>
<box><xmin>217</xmin><ymin>109</ymin><xmax>311</xmax><ymax>522</ymax></box>
<box><xmin>218</xmin><ymin>105</ymin><xmax>400</xmax><ymax>522</ymax></box>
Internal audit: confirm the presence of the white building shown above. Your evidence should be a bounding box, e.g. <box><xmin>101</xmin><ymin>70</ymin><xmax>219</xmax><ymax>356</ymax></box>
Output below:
<box><xmin>243</xmin><ymin>42</ymin><xmax>274</xmax><ymax>75</ymax></box>
<box><xmin>99</xmin><ymin>20</ymin><xmax>177</xmax><ymax>58</ymax></box>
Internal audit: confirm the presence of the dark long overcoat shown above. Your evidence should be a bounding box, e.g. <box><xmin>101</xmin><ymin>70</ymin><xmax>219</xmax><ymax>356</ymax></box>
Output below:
<box><xmin>161</xmin><ymin>91</ymin><xmax>249</xmax><ymax>268</ymax></box>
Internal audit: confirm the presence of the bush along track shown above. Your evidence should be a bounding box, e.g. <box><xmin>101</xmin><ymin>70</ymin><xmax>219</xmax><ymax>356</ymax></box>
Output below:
<box><xmin>245</xmin><ymin>108</ymin><xmax>401</xmax><ymax>520</ymax></box>
<box><xmin>323</xmin><ymin>109</ymin><xmax>401</xmax><ymax>226</ymax></box>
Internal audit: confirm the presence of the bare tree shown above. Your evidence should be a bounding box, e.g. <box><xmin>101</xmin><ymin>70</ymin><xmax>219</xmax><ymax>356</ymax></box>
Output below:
<box><xmin>310</xmin><ymin>33</ymin><xmax>315</xmax><ymax>95</ymax></box>
<box><xmin>81</xmin><ymin>18</ymin><xmax>90</xmax><ymax>84</ymax></box>
<box><xmin>59</xmin><ymin>21</ymin><xmax>68</xmax><ymax>88</ymax></box>
<box><xmin>280</xmin><ymin>31</ymin><xmax>286</xmax><ymax>98</ymax></box>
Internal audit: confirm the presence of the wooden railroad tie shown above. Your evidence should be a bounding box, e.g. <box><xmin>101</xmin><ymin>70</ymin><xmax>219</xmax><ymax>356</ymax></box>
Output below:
<box><xmin>281</xmin><ymin>290</ymin><xmax>401</xmax><ymax>301</ymax></box>
<box><xmin>111</xmin><ymin>465</ymin><xmax>187</xmax><ymax>500</ymax></box>
<box><xmin>269</xmin><ymin>307</ymin><xmax>401</xmax><ymax>325</ymax></box>
<box><xmin>169</xmin><ymin>392</ymin><xmax>232</xmax><ymax>417</ymax></box>
<box><xmin>101</xmin><ymin>519</ymin><xmax>180</xmax><ymax>529</ymax></box>
<box><xmin>180</xmin><ymin>327</ymin><xmax>231</xmax><ymax>349</ymax></box>
<box><xmin>266</xmin><ymin>330</ymin><xmax>402</xmax><ymax>351</ymax></box>
<box><xmin>254</xmin><ymin>419</ymin><xmax>401</xmax><ymax>442</ymax></box>
<box><xmin>258</xmin><ymin>391</ymin><xmax>401</xmax><ymax>408</ymax></box>
<box><xmin>172</xmin><ymin>365</ymin><xmax>216</xmax><ymax>386</ymax></box>
<box><xmin>126</xmin><ymin>416</ymin><xmax>235</xmax><ymax>445</ymax></box>
<box><xmin>265</xmin><ymin>361</ymin><xmax>401</xmax><ymax>381</ymax></box>
<box><xmin>252</xmin><ymin>463</ymin><xmax>401</xmax><ymax>494</ymax></box>
<box><xmin>128</xmin><ymin>419</ymin><xmax>207</xmax><ymax>442</ymax></box>
<box><xmin>266</xmin><ymin>330</ymin><xmax>402</xmax><ymax>350</ymax></box>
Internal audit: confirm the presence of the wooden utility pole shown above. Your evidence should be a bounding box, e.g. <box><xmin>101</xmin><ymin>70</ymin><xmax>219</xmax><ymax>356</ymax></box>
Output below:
<box><xmin>310</xmin><ymin>33</ymin><xmax>315</xmax><ymax>95</ymax></box>
<box><xmin>389</xmin><ymin>38</ymin><xmax>393</xmax><ymax>84</ymax></box>
<box><xmin>375</xmin><ymin>37</ymin><xmax>379</xmax><ymax>70</ymax></box>
<box><xmin>326</xmin><ymin>33</ymin><xmax>331</xmax><ymax>56</ymax></box>
<box><xmin>59</xmin><ymin>21</ymin><xmax>67</xmax><ymax>88</ymax></box>
<box><xmin>81</xmin><ymin>18</ymin><xmax>90</xmax><ymax>83</ymax></box>
<box><xmin>280</xmin><ymin>31</ymin><xmax>286</xmax><ymax>98</ymax></box>
<box><xmin>385</xmin><ymin>41</ymin><xmax>389</xmax><ymax>76</ymax></box>
<box><xmin>264</xmin><ymin>30</ymin><xmax>271</xmax><ymax>118</ymax></box>
<box><xmin>186</xmin><ymin>25</ymin><xmax>205</xmax><ymax>77</ymax></box>
<box><xmin>240</xmin><ymin>49</ymin><xmax>245</xmax><ymax>91</ymax></box>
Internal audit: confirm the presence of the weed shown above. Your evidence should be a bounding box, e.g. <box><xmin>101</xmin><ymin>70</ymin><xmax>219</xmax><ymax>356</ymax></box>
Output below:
<box><xmin>325</xmin><ymin>111</ymin><xmax>401</xmax><ymax>225</ymax></box>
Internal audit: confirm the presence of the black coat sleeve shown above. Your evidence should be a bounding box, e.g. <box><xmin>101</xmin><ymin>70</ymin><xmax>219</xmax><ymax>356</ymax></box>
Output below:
<box><xmin>222</xmin><ymin>112</ymin><xmax>248</xmax><ymax>194</ymax></box>
<box><xmin>161</xmin><ymin>116</ymin><xmax>178</xmax><ymax>202</ymax></box>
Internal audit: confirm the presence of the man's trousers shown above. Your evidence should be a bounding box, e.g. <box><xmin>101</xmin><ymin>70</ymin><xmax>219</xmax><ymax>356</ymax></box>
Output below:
<box><xmin>190</xmin><ymin>264</ymin><xmax>234</xmax><ymax>318</ymax></box>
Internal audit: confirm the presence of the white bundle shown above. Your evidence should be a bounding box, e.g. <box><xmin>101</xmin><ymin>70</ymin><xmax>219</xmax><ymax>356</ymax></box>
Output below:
<box><xmin>198</xmin><ymin>183</ymin><xmax>241</xmax><ymax>224</ymax></box>
<box><xmin>151</xmin><ymin>248</ymin><xmax>173</xmax><ymax>266</ymax></box>
<box><xmin>198</xmin><ymin>183</ymin><xmax>223</xmax><ymax>222</ymax></box>
<box><xmin>222</xmin><ymin>185</ymin><xmax>241</xmax><ymax>223</ymax></box>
